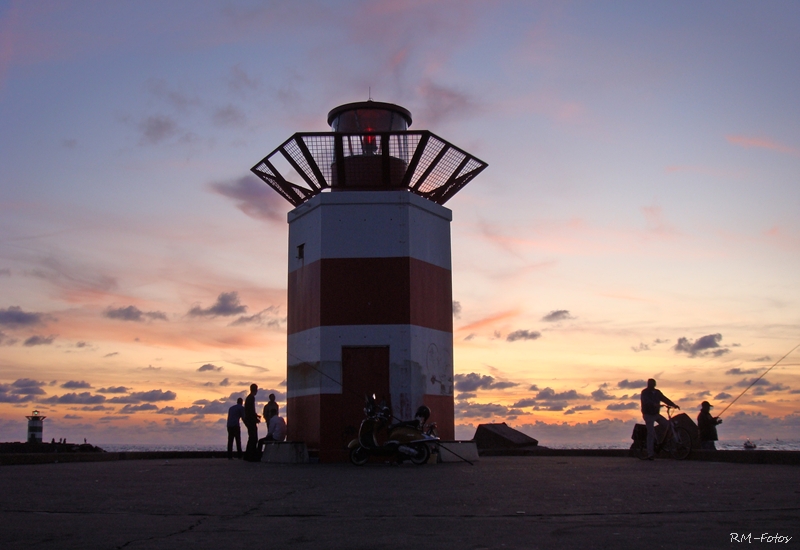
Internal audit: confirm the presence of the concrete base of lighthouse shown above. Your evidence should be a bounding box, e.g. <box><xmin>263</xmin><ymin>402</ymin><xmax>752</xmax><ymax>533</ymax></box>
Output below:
<box><xmin>285</xmin><ymin>191</ymin><xmax>455</xmax><ymax>461</ymax></box>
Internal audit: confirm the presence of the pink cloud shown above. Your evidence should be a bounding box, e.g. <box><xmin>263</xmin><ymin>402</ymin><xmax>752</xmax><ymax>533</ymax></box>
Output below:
<box><xmin>725</xmin><ymin>135</ymin><xmax>800</xmax><ymax>156</ymax></box>
<box><xmin>457</xmin><ymin>309</ymin><xmax>520</xmax><ymax>334</ymax></box>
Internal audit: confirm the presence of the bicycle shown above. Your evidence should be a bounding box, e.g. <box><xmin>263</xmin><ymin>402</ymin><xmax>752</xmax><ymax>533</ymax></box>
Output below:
<box><xmin>635</xmin><ymin>405</ymin><xmax>692</xmax><ymax>460</ymax></box>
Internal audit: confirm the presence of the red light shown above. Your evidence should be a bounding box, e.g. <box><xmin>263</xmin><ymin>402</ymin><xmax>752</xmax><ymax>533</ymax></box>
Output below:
<box><xmin>361</xmin><ymin>130</ymin><xmax>377</xmax><ymax>154</ymax></box>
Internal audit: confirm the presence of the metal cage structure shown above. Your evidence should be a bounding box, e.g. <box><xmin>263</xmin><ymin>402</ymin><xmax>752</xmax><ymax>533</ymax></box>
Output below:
<box><xmin>251</xmin><ymin>131</ymin><xmax>487</xmax><ymax>207</ymax></box>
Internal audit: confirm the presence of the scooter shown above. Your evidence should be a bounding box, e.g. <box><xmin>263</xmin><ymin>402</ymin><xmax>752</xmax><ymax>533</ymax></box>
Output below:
<box><xmin>348</xmin><ymin>395</ymin><xmax>440</xmax><ymax>465</ymax></box>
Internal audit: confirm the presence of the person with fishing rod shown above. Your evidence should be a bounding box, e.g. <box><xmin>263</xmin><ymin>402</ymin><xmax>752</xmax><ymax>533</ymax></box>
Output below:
<box><xmin>697</xmin><ymin>401</ymin><xmax>722</xmax><ymax>450</ymax></box>
<box><xmin>640</xmin><ymin>379</ymin><xmax>680</xmax><ymax>461</ymax></box>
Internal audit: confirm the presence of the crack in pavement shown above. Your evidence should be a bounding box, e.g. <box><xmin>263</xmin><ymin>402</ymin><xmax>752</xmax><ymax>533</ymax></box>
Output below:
<box><xmin>114</xmin><ymin>516</ymin><xmax>207</xmax><ymax>549</ymax></box>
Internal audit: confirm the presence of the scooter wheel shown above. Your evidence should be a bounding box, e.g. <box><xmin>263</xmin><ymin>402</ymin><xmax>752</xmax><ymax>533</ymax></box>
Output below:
<box><xmin>410</xmin><ymin>443</ymin><xmax>430</xmax><ymax>465</ymax></box>
<box><xmin>350</xmin><ymin>446</ymin><xmax>369</xmax><ymax>466</ymax></box>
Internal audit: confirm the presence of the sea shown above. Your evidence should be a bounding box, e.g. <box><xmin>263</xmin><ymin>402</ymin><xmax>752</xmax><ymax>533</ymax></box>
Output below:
<box><xmin>100</xmin><ymin>439</ymin><xmax>800</xmax><ymax>453</ymax></box>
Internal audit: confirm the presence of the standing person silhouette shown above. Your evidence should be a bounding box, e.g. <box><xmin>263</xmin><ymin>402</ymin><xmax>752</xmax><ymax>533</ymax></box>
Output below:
<box><xmin>226</xmin><ymin>397</ymin><xmax>245</xmax><ymax>460</ymax></box>
<box><xmin>697</xmin><ymin>400</ymin><xmax>722</xmax><ymax>450</ymax></box>
<box><xmin>243</xmin><ymin>384</ymin><xmax>261</xmax><ymax>462</ymax></box>
<box><xmin>263</xmin><ymin>393</ymin><xmax>279</xmax><ymax>421</ymax></box>
<box><xmin>640</xmin><ymin>379</ymin><xmax>679</xmax><ymax>460</ymax></box>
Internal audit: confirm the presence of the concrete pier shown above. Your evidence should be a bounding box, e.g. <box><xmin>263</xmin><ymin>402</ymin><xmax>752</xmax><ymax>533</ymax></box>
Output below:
<box><xmin>0</xmin><ymin>456</ymin><xmax>797</xmax><ymax>549</ymax></box>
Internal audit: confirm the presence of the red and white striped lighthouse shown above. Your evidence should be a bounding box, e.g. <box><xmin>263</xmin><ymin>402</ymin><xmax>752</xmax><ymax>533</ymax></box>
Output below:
<box><xmin>252</xmin><ymin>101</ymin><xmax>486</xmax><ymax>461</ymax></box>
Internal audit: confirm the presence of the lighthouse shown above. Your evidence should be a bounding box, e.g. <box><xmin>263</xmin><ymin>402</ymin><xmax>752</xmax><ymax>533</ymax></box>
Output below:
<box><xmin>252</xmin><ymin>101</ymin><xmax>486</xmax><ymax>461</ymax></box>
<box><xmin>26</xmin><ymin>409</ymin><xmax>46</xmax><ymax>443</ymax></box>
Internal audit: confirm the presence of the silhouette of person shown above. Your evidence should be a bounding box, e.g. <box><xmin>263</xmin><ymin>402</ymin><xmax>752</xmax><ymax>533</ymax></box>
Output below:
<box><xmin>640</xmin><ymin>379</ymin><xmax>679</xmax><ymax>460</ymax></box>
<box><xmin>226</xmin><ymin>397</ymin><xmax>246</xmax><ymax>460</ymax></box>
<box><xmin>267</xmin><ymin>408</ymin><xmax>286</xmax><ymax>442</ymax></box>
<box><xmin>697</xmin><ymin>400</ymin><xmax>722</xmax><ymax>450</ymax></box>
<box><xmin>263</xmin><ymin>393</ymin><xmax>279</xmax><ymax>421</ymax></box>
<box><xmin>243</xmin><ymin>384</ymin><xmax>261</xmax><ymax>461</ymax></box>
<box><xmin>258</xmin><ymin>408</ymin><xmax>287</xmax><ymax>453</ymax></box>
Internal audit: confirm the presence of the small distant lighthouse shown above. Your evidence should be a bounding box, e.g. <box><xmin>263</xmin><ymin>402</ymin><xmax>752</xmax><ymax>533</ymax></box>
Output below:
<box><xmin>252</xmin><ymin>100</ymin><xmax>487</xmax><ymax>460</ymax></box>
<box><xmin>26</xmin><ymin>410</ymin><xmax>46</xmax><ymax>443</ymax></box>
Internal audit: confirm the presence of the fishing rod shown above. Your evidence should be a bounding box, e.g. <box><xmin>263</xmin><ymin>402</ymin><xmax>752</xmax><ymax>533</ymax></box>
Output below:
<box><xmin>285</xmin><ymin>351</ymin><xmax>474</xmax><ymax>465</ymax></box>
<box><xmin>716</xmin><ymin>342</ymin><xmax>800</xmax><ymax>419</ymax></box>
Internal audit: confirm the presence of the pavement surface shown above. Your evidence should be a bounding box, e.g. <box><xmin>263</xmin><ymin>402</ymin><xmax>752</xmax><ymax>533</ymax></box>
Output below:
<box><xmin>0</xmin><ymin>456</ymin><xmax>798</xmax><ymax>549</ymax></box>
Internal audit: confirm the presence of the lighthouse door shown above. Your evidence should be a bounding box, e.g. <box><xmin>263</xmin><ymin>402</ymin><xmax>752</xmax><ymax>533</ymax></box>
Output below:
<box><xmin>341</xmin><ymin>346</ymin><xmax>390</xmax><ymax>447</ymax></box>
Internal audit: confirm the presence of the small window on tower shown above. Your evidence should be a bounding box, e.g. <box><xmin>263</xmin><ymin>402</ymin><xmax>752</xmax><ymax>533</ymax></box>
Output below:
<box><xmin>297</xmin><ymin>243</ymin><xmax>305</xmax><ymax>260</ymax></box>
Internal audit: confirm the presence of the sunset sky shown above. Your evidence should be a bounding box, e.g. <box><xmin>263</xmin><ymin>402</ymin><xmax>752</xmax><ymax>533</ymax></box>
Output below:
<box><xmin>1</xmin><ymin>1</ymin><xmax>798</xmax><ymax>446</ymax></box>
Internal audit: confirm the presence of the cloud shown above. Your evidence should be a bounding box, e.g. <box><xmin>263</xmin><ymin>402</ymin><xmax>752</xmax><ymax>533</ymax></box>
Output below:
<box><xmin>212</xmin><ymin>105</ymin><xmax>246</xmax><ymax>127</ymax></box>
<box><xmin>24</xmin><ymin>334</ymin><xmax>56</xmax><ymax>346</ymax></box>
<box><xmin>683</xmin><ymin>390</ymin><xmax>712</xmax><ymax>401</ymax></box>
<box><xmin>416</xmin><ymin>80</ymin><xmax>478</xmax><ymax>126</ymax></box>
<box><xmin>453</xmin><ymin>373</ymin><xmax>518</xmax><ymax>392</ymax></box>
<box><xmin>75</xmin><ymin>341</ymin><xmax>89</xmax><ymax>348</ymax></box>
<box><xmin>228</xmin><ymin>65</ymin><xmax>260</xmax><ymax>94</ymax></box>
<box><xmin>119</xmin><ymin>403</ymin><xmax>159</xmax><ymax>413</ymax></box>
<box><xmin>631</xmin><ymin>343</ymin><xmax>650</xmax><ymax>352</ymax></box>
<box><xmin>61</xmin><ymin>380</ymin><xmax>92</xmax><ymax>389</ymax></box>
<box><xmin>535</xmin><ymin>388</ymin><xmax>582</xmax><ymax>401</ymax></box>
<box><xmin>107</xmin><ymin>389</ymin><xmax>177</xmax><ymax>404</ymax></box>
<box><xmin>565</xmin><ymin>405</ymin><xmax>595</xmax><ymax>415</ymax></box>
<box><xmin>188</xmin><ymin>292</ymin><xmax>247</xmax><ymax>317</ymax></box>
<box><xmin>0</xmin><ymin>306</ymin><xmax>46</xmax><ymax>327</ymax></box>
<box><xmin>0</xmin><ymin>378</ymin><xmax>47</xmax><ymax>402</ymax></box>
<box><xmin>714</xmin><ymin>392</ymin><xmax>732</xmax><ymax>400</ymax></box>
<box><xmin>43</xmin><ymin>392</ymin><xmax>107</xmax><ymax>405</ymax></box>
<box><xmin>198</xmin><ymin>363</ymin><xmax>223</xmax><ymax>372</ymax></box>
<box><xmin>157</xmin><ymin>396</ymin><xmax>238</xmax><ymax>416</ymax></box>
<box><xmin>534</xmin><ymin>402</ymin><xmax>568</xmax><ymax>412</ymax></box>
<box><xmin>591</xmin><ymin>388</ymin><xmax>615</xmax><ymax>401</ymax></box>
<box><xmin>452</xmin><ymin>301</ymin><xmax>461</xmax><ymax>319</ymax></box>
<box><xmin>146</xmin><ymin>79</ymin><xmax>200</xmax><ymax>112</ymax></box>
<box><xmin>752</xmin><ymin>383</ymin><xmax>790</xmax><ymax>396</ymax></box>
<box><xmin>63</xmin><ymin>414</ymin><xmax>82</xmax><ymax>420</ymax></box>
<box><xmin>139</xmin><ymin>115</ymin><xmax>178</xmax><ymax>145</ymax></box>
<box><xmin>0</xmin><ymin>331</ymin><xmax>18</xmax><ymax>346</ymax></box>
<box><xmin>506</xmin><ymin>329</ymin><xmax>541</xmax><ymax>342</ymax></box>
<box><xmin>456</xmin><ymin>392</ymin><xmax>476</xmax><ymax>401</ymax></box>
<box><xmin>751</xmin><ymin>356</ymin><xmax>772</xmax><ymax>363</ymax></box>
<box><xmin>210</xmin><ymin>175</ymin><xmax>288</xmax><ymax>224</ymax></box>
<box><xmin>512</xmin><ymin>398</ymin><xmax>537</xmax><ymax>408</ymax></box>
<box><xmin>674</xmin><ymin>333</ymin><xmax>729</xmax><ymax>357</ymax></box>
<box><xmin>618</xmin><ymin>379</ymin><xmax>647</xmax><ymax>389</ymax></box>
<box><xmin>229</xmin><ymin>306</ymin><xmax>284</xmax><ymax>328</ymax></box>
<box><xmin>725</xmin><ymin>367</ymin><xmax>761</xmax><ymax>376</ymax></box>
<box><xmin>734</xmin><ymin>377</ymin><xmax>771</xmax><ymax>388</ymax></box>
<box><xmin>81</xmin><ymin>405</ymin><xmax>114</xmax><ymax>411</ymax></box>
<box><xmin>606</xmin><ymin>402</ymin><xmax>638</xmax><ymax>411</ymax></box>
<box><xmin>103</xmin><ymin>352</ymin><xmax>119</xmax><ymax>358</ymax></box>
<box><xmin>98</xmin><ymin>415</ymin><xmax>130</xmax><ymax>422</ymax></box>
<box><xmin>541</xmin><ymin>310</ymin><xmax>574</xmax><ymax>322</ymax></box>
<box><xmin>219</xmin><ymin>378</ymin><xmax>231</xmax><ymax>387</ymax></box>
<box><xmin>10</xmin><ymin>378</ymin><xmax>48</xmax><ymax>394</ymax></box>
<box><xmin>457</xmin><ymin>309</ymin><xmax>520</xmax><ymax>334</ymax></box>
<box><xmin>454</xmin><ymin>401</ymin><xmax>518</xmax><ymax>419</ymax></box>
<box><xmin>97</xmin><ymin>386</ymin><xmax>129</xmax><ymax>394</ymax></box>
<box><xmin>104</xmin><ymin>306</ymin><xmax>168</xmax><ymax>322</ymax></box>
<box><xmin>725</xmin><ymin>134</ymin><xmax>800</xmax><ymax>157</ymax></box>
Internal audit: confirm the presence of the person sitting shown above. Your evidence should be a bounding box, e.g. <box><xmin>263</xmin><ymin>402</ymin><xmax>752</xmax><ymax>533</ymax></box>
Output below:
<box><xmin>257</xmin><ymin>409</ymin><xmax>287</xmax><ymax>453</ymax></box>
